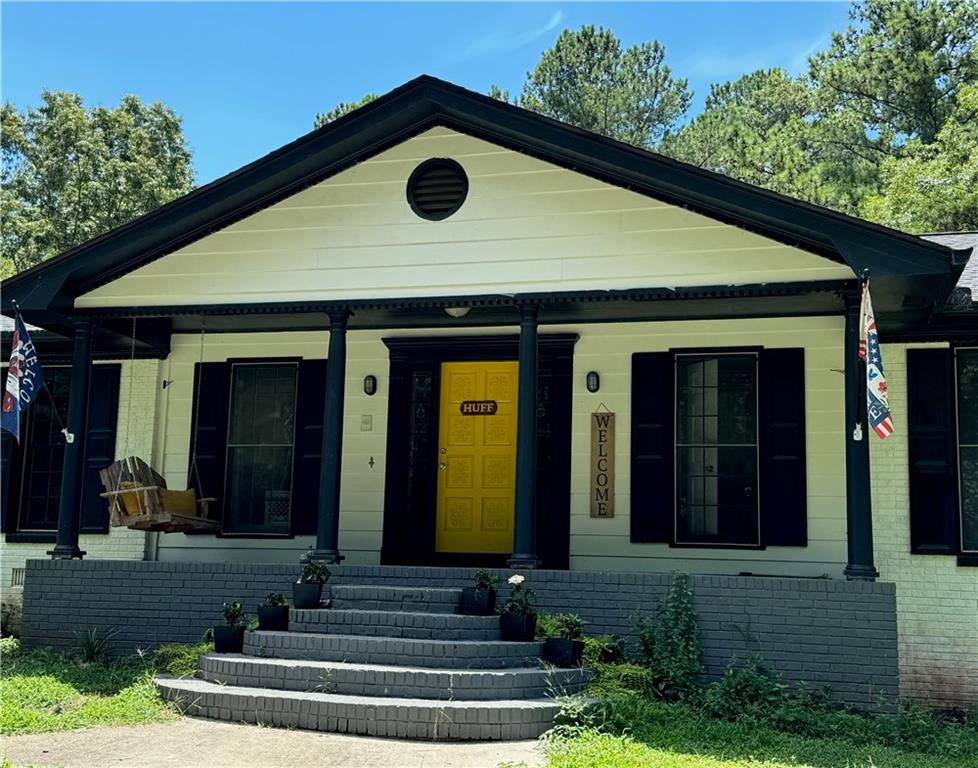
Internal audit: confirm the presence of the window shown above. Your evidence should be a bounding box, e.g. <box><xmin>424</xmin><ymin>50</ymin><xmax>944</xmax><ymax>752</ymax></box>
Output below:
<box><xmin>957</xmin><ymin>348</ymin><xmax>978</xmax><ymax>553</ymax></box>
<box><xmin>223</xmin><ymin>363</ymin><xmax>298</xmax><ymax>535</ymax></box>
<box><xmin>675</xmin><ymin>354</ymin><xmax>759</xmax><ymax>545</ymax></box>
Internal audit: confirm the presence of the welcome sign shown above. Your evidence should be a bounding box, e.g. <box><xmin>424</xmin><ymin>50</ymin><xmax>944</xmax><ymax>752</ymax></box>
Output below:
<box><xmin>590</xmin><ymin>411</ymin><xmax>615</xmax><ymax>517</ymax></box>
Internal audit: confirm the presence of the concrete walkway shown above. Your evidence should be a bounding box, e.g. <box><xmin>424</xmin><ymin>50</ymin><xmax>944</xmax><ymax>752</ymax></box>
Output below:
<box><xmin>2</xmin><ymin>718</ymin><xmax>545</xmax><ymax>768</ymax></box>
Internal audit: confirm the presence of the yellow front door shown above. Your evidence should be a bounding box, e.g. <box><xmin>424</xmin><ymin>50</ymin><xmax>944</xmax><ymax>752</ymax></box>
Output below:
<box><xmin>435</xmin><ymin>361</ymin><xmax>518</xmax><ymax>553</ymax></box>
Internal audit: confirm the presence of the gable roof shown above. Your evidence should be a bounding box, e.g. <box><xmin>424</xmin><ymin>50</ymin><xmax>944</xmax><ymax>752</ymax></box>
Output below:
<box><xmin>924</xmin><ymin>232</ymin><xmax>977</xmax><ymax>309</ymax></box>
<box><xmin>2</xmin><ymin>75</ymin><xmax>968</xmax><ymax>332</ymax></box>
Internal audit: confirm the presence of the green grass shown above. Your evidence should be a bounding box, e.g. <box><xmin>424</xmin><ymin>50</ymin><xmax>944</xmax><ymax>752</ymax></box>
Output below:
<box><xmin>545</xmin><ymin>695</ymin><xmax>978</xmax><ymax>768</ymax></box>
<box><xmin>0</xmin><ymin>637</ymin><xmax>210</xmax><ymax>736</ymax></box>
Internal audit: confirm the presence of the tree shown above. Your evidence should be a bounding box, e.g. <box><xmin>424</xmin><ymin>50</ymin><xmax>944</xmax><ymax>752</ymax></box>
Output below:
<box><xmin>514</xmin><ymin>26</ymin><xmax>691</xmax><ymax>148</ymax></box>
<box><xmin>861</xmin><ymin>84</ymin><xmax>978</xmax><ymax>233</ymax></box>
<box><xmin>313</xmin><ymin>93</ymin><xmax>378</xmax><ymax>128</ymax></box>
<box><xmin>1</xmin><ymin>92</ymin><xmax>194</xmax><ymax>275</ymax></box>
<box><xmin>810</xmin><ymin>0</ymin><xmax>978</xmax><ymax>148</ymax></box>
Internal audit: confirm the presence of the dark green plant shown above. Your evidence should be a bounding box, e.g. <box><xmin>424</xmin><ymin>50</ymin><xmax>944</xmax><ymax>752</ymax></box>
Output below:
<box><xmin>582</xmin><ymin>634</ymin><xmax>624</xmax><ymax>666</ymax></box>
<box><xmin>264</xmin><ymin>592</ymin><xmax>287</xmax><ymax>607</ymax></box>
<box><xmin>76</xmin><ymin>627</ymin><xmax>117</xmax><ymax>663</ymax></box>
<box><xmin>154</xmin><ymin>641</ymin><xmax>214</xmax><ymax>676</ymax></box>
<box><xmin>221</xmin><ymin>601</ymin><xmax>245</xmax><ymax>628</ymax></box>
<box><xmin>298</xmin><ymin>561</ymin><xmax>331</xmax><ymax>584</ymax></box>
<box><xmin>703</xmin><ymin>656</ymin><xmax>788</xmax><ymax>720</ymax></box>
<box><xmin>473</xmin><ymin>569</ymin><xmax>499</xmax><ymax>591</ymax></box>
<box><xmin>503</xmin><ymin>574</ymin><xmax>536</xmax><ymax>617</ymax></box>
<box><xmin>635</xmin><ymin>572</ymin><xmax>702</xmax><ymax>701</ymax></box>
<box><xmin>588</xmin><ymin>662</ymin><xmax>655</xmax><ymax>699</ymax></box>
<box><xmin>538</xmin><ymin>613</ymin><xmax>585</xmax><ymax>641</ymax></box>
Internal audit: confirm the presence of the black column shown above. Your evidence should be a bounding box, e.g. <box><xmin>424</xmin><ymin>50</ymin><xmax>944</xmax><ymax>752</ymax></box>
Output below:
<box><xmin>306</xmin><ymin>310</ymin><xmax>349</xmax><ymax>564</ymax></box>
<box><xmin>508</xmin><ymin>304</ymin><xmax>541</xmax><ymax>569</ymax></box>
<box><xmin>843</xmin><ymin>288</ymin><xmax>878</xmax><ymax>580</ymax></box>
<box><xmin>48</xmin><ymin>316</ymin><xmax>93</xmax><ymax>560</ymax></box>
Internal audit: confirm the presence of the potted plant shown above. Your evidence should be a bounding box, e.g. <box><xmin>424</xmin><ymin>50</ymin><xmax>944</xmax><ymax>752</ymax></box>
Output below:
<box><xmin>540</xmin><ymin>613</ymin><xmax>586</xmax><ymax>667</ymax></box>
<box><xmin>213</xmin><ymin>601</ymin><xmax>247</xmax><ymax>653</ymax></box>
<box><xmin>500</xmin><ymin>574</ymin><xmax>537</xmax><ymax>641</ymax></box>
<box><xmin>293</xmin><ymin>560</ymin><xmax>331</xmax><ymax>609</ymax></box>
<box><xmin>257</xmin><ymin>592</ymin><xmax>289</xmax><ymax>631</ymax></box>
<box><xmin>460</xmin><ymin>569</ymin><xmax>499</xmax><ymax>616</ymax></box>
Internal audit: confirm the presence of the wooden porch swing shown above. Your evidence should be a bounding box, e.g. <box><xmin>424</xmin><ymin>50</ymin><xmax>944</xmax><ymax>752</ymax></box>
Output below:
<box><xmin>101</xmin><ymin>320</ymin><xmax>219</xmax><ymax>533</ymax></box>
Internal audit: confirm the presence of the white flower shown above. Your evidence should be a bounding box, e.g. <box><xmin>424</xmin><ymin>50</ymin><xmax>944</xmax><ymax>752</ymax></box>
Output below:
<box><xmin>508</xmin><ymin>574</ymin><xmax>525</xmax><ymax>586</ymax></box>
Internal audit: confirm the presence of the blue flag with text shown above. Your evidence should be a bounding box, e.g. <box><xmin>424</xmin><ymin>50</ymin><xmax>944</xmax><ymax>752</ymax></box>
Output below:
<box><xmin>1</xmin><ymin>315</ymin><xmax>45</xmax><ymax>442</ymax></box>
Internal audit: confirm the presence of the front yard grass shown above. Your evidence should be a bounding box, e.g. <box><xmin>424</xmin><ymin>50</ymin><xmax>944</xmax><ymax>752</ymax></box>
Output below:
<box><xmin>0</xmin><ymin>636</ymin><xmax>210</xmax><ymax>735</ymax></box>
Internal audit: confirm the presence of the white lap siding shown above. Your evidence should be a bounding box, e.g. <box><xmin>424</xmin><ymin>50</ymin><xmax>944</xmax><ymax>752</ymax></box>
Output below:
<box><xmin>154</xmin><ymin>317</ymin><xmax>847</xmax><ymax>577</ymax></box>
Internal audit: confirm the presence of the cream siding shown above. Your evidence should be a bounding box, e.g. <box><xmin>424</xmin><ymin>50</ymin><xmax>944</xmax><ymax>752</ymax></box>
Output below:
<box><xmin>154</xmin><ymin>318</ymin><xmax>847</xmax><ymax>577</ymax></box>
<box><xmin>76</xmin><ymin>127</ymin><xmax>853</xmax><ymax>310</ymax></box>
<box><xmin>872</xmin><ymin>343</ymin><xmax>978</xmax><ymax>707</ymax></box>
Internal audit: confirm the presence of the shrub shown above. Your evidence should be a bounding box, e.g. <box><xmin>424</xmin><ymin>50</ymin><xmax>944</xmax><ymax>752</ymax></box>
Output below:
<box><xmin>588</xmin><ymin>662</ymin><xmax>655</xmax><ymax>699</ymax></box>
<box><xmin>635</xmin><ymin>572</ymin><xmax>701</xmax><ymax>701</ymax></box>
<box><xmin>538</xmin><ymin>613</ymin><xmax>585</xmax><ymax>641</ymax></box>
<box><xmin>76</xmin><ymin>628</ymin><xmax>117</xmax><ymax>663</ymax></box>
<box><xmin>703</xmin><ymin>656</ymin><xmax>788</xmax><ymax>720</ymax></box>
<box><xmin>298</xmin><ymin>561</ymin><xmax>331</xmax><ymax>584</ymax></box>
<box><xmin>221</xmin><ymin>601</ymin><xmax>245</xmax><ymax>627</ymax></box>
<box><xmin>473</xmin><ymin>569</ymin><xmax>499</xmax><ymax>591</ymax></box>
<box><xmin>1</xmin><ymin>600</ymin><xmax>22</xmax><ymax>638</ymax></box>
<box><xmin>582</xmin><ymin>634</ymin><xmax>624</xmax><ymax>666</ymax></box>
<box><xmin>264</xmin><ymin>592</ymin><xmax>287</xmax><ymax>607</ymax></box>
<box><xmin>154</xmin><ymin>641</ymin><xmax>213</xmax><ymax>676</ymax></box>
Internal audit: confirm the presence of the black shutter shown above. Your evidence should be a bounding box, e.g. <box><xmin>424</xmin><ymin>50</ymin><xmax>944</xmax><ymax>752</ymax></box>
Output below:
<box><xmin>79</xmin><ymin>364</ymin><xmax>121</xmax><ymax>533</ymax></box>
<box><xmin>631</xmin><ymin>352</ymin><xmax>674</xmax><ymax>543</ymax></box>
<box><xmin>759</xmin><ymin>348</ymin><xmax>807</xmax><ymax>546</ymax></box>
<box><xmin>188</xmin><ymin>362</ymin><xmax>231</xmax><ymax>524</ymax></box>
<box><xmin>291</xmin><ymin>359</ymin><xmax>326</xmax><ymax>535</ymax></box>
<box><xmin>0</xmin><ymin>430</ymin><xmax>12</xmax><ymax>533</ymax></box>
<box><xmin>907</xmin><ymin>348</ymin><xmax>958</xmax><ymax>554</ymax></box>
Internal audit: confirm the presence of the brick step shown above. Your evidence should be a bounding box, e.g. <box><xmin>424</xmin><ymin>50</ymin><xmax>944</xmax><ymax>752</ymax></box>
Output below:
<box><xmin>244</xmin><ymin>630</ymin><xmax>542</xmax><ymax>669</ymax></box>
<box><xmin>289</xmin><ymin>608</ymin><xmax>500</xmax><ymax>641</ymax></box>
<box><xmin>329</xmin><ymin>585</ymin><xmax>461</xmax><ymax>614</ymax></box>
<box><xmin>198</xmin><ymin>653</ymin><xmax>591</xmax><ymax>701</ymax></box>
<box><xmin>156</xmin><ymin>677</ymin><xmax>559</xmax><ymax>740</ymax></box>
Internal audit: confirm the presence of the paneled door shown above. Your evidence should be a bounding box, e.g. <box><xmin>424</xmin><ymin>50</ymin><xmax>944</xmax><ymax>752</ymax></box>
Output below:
<box><xmin>435</xmin><ymin>361</ymin><xmax>518</xmax><ymax>553</ymax></box>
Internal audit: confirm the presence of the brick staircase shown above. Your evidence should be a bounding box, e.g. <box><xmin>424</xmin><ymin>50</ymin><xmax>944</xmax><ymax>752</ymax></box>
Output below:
<box><xmin>155</xmin><ymin>584</ymin><xmax>591</xmax><ymax>740</ymax></box>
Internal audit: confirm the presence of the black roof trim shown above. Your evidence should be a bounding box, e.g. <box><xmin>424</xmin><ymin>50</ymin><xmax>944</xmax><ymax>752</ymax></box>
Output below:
<box><xmin>2</xmin><ymin>75</ymin><xmax>965</xmax><ymax>315</ymax></box>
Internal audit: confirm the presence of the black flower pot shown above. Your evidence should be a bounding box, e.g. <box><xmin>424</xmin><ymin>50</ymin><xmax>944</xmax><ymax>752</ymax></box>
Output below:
<box><xmin>460</xmin><ymin>587</ymin><xmax>496</xmax><ymax>616</ymax></box>
<box><xmin>500</xmin><ymin>612</ymin><xmax>537</xmax><ymax>642</ymax></box>
<box><xmin>543</xmin><ymin>638</ymin><xmax>585</xmax><ymax>667</ymax></box>
<box><xmin>257</xmin><ymin>605</ymin><xmax>289</xmax><ymax>631</ymax></box>
<box><xmin>292</xmin><ymin>582</ymin><xmax>323</xmax><ymax>610</ymax></box>
<box><xmin>213</xmin><ymin>625</ymin><xmax>245</xmax><ymax>653</ymax></box>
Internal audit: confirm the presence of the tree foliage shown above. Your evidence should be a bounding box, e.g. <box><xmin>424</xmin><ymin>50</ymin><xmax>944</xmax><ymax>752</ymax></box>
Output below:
<box><xmin>1</xmin><ymin>92</ymin><xmax>194</xmax><ymax>275</ymax></box>
<box><xmin>313</xmin><ymin>93</ymin><xmax>378</xmax><ymax>128</ymax></box>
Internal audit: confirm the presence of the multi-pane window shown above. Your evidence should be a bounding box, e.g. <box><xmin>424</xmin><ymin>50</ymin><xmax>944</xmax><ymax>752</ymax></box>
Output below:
<box><xmin>224</xmin><ymin>363</ymin><xmax>298</xmax><ymax>535</ymax></box>
<box><xmin>957</xmin><ymin>348</ymin><xmax>978</xmax><ymax>553</ymax></box>
<box><xmin>675</xmin><ymin>354</ymin><xmax>759</xmax><ymax>545</ymax></box>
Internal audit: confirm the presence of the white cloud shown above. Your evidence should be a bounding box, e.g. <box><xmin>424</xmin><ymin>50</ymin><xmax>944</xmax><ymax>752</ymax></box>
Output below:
<box><xmin>449</xmin><ymin>10</ymin><xmax>565</xmax><ymax>64</ymax></box>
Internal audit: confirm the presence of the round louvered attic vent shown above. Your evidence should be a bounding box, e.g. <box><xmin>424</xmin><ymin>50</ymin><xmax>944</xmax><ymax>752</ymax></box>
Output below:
<box><xmin>406</xmin><ymin>158</ymin><xmax>468</xmax><ymax>220</ymax></box>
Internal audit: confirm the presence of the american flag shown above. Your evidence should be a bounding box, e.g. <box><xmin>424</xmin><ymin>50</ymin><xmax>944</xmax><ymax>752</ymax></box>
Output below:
<box><xmin>859</xmin><ymin>282</ymin><xmax>894</xmax><ymax>439</ymax></box>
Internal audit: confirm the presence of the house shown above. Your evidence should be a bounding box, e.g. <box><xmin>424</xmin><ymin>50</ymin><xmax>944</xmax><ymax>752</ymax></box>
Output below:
<box><xmin>2</xmin><ymin>77</ymin><xmax>975</xmax><ymax>715</ymax></box>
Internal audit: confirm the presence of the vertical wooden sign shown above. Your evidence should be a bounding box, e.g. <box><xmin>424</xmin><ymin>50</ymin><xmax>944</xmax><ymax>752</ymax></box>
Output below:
<box><xmin>590</xmin><ymin>411</ymin><xmax>615</xmax><ymax>517</ymax></box>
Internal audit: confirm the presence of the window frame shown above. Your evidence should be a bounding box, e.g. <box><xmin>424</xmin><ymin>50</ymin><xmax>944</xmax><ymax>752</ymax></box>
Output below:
<box><xmin>672</xmin><ymin>350</ymin><xmax>762</xmax><ymax>549</ymax></box>
<box><xmin>954</xmin><ymin>346</ymin><xmax>978</xmax><ymax>555</ymax></box>
<box><xmin>220</xmin><ymin>359</ymin><xmax>300</xmax><ymax>538</ymax></box>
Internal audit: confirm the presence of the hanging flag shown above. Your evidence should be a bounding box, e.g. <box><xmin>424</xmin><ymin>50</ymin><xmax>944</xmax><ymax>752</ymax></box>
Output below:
<box><xmin>859</xmin><ymin>281</ymin><xmax>894</xmax><ymax>440</ymax></box>
<box><xmin>1</xmin><ymin>314</ymin><xmax>46</xmax><ymax>442</ymax></box>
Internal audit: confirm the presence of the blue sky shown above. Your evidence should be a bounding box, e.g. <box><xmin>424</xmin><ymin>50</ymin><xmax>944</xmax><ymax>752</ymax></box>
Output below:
<box><xmin>3</xmin><ymin>2</ymin><xmax>851</xmax><ymax>184</ymax></box>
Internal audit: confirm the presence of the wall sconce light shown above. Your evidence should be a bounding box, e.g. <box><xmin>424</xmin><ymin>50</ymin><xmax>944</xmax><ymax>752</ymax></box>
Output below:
<box><xmin>363</xmin><ymin>375</ymin><xmax>377</xmax><ymax>396</ymax></box>
<box><xmin>586</xmin><ymin>371</ymin><xmax>601</xmax><ymax>393</ymax></box>
<box><xmin>444</xmin><ymin>306</ymin><xmax>470</xmax><ymax>319</ymax></box>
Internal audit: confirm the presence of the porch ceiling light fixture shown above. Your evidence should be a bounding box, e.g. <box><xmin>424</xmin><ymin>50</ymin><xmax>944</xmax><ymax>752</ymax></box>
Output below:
<box><xmin>444</xmin><ymin>306</ymin><xmax>471</xmax><ymax>318</ymax></box>
<box><xmin>586</xmin><ymin>371</ymin><xmax>601</xmax><ymax>393</ymax></box>
<box><xmin>363</xmin><ymin>375</ymin><xmax>378</xmax><ymax>396</ymax></box>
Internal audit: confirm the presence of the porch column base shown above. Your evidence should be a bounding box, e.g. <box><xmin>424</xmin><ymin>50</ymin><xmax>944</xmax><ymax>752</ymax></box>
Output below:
<box><xmin>843</xmin><ymin>563</ymin><xmax>879</xmax><ymax>581</ymax></box>
<box><xmin>302</xmin><ymin>549</ymin><xmax>345</xmax><ymax>565</ymax></box>
<box><xmin>47</xmin><ymin>545</ymin><xmax>86</xmax><ymax>560</ymax></box>
<box><xmin>506</xmin><ymin>553</ymin><xmax>542</xmax><ymax>570</ymax></box>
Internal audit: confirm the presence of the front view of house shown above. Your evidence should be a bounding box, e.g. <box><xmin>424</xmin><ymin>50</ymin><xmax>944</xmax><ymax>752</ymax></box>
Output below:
<box><xmin>2</xmin><ymin>77</ymin><xmax>976</xmax><ymax>709</ymax></box>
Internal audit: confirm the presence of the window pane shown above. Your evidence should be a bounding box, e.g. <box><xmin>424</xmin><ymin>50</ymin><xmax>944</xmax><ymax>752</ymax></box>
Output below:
<box><xmin>225</xmin><ymin>364</ymin><xmax>297</xmax><ymax>535</ymax></box>
<box><xmin>676</xmin><ymin>355</ymin><xmax>758</xmax><ymax>545</ymax></box>
<box><xmin>961</xmin><ymin>447</ymin><xmax>978</xmax><ymax>552</ymax></box>
<box><xmin>958</xmin><ymin>350</ymin><xmax>978</xmax><ymax>445</ymax></box>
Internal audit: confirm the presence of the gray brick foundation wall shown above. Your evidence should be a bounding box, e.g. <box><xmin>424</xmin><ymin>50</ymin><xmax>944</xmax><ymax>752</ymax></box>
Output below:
<box><xmin>21</xmin><ymin>561</ymin><xmax>898</xmax><ymax>706</ymax></box>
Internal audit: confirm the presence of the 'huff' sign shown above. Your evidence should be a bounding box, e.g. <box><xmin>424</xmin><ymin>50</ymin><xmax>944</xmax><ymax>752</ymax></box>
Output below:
<box><xmin>590</xmin><ymin>412</ymin><xmax>615</xmax><ymax>517</ymax></box>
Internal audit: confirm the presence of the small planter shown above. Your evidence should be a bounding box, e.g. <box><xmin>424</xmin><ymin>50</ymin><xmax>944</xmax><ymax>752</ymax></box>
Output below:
<box><xmin>213</xmin><ymin>625</ymin><xmax>245</xmax><ymax>653</ymax></box>
<box><xmin>543</xmin><ymin>638</ymin><xmax>585</xmax><ymax>667</ymax></box>
<box><xmin>460</xmin><ymin>586</ymin><xmax>496</xmax><ymax>616</ymax></box>
<box><xmin>292</xmin><ymin>582</ymin><xmax>323</xmax><ymax>610</ymax></box>
<box><xmin>500</xmin><ymin>612</ymin><xmax>537</xmax><ymax>642</ymax></box>
<box><xmin>257</xmin><ymin>605</ymin><xmax>289</xmax><ymax>631</ymax></box>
